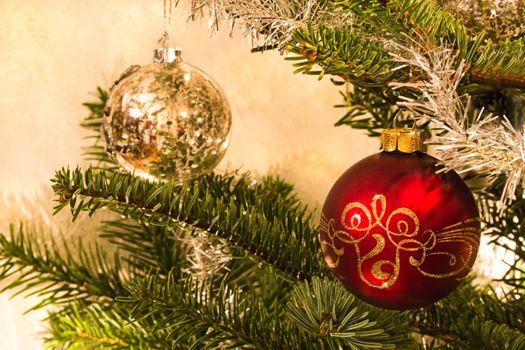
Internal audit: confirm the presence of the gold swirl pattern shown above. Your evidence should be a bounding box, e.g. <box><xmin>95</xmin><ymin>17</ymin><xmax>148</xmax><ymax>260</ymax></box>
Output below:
<box><xmin>320</xmin><ymin>194</ymin><xmax>480</xmax><ymax>289</ymax></box>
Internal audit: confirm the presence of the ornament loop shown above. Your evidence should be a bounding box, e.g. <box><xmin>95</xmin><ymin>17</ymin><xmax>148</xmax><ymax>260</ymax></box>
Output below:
<box><xmin>380</xmin><ymin>128</ymin><xmax>425</xmax><ymax>153</ymax></box>
<box><xmin>154</xmin><ymin>47</ymin><xmax>183</xmax><ymax>64</ymax></box>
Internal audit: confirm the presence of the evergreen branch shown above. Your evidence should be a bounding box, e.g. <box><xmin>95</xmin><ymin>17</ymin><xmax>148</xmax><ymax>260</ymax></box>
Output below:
<box><xmin>0</xmin><ymin>224</ymin><xmax>127</xmax><ymax>310</ymax></box>
<box><xmin>331</xmin><ymin>0</ymin><xmax>480</xmax><ymax>63</ymax></box>
<box><xmin>120</xmin><ymin>271</ymin><xmax>320</xmax><ymax>349</ymax></box>
<box><xmin>476</xmin><ymin>183</ymin><xmax>525</xmax><ymax>293</ymax></box>
<box><xmin>287</xmin><ymin>277</ymin><xmax>416</xmax><ymax>349</ymax></box>
<box><xmin>45</xmin><ymin>302</ymin><xmax>177</xmax><ymax>350</ymax></box>
<box><xmin>80</xmin><ymin>86</ymin><xmax>116</xmax><ymax>168</ymax></box>
<box><xmin>51</xmin><ymin>167</ymin><xmax>328</xmax><ymax>282</ymax></box>
<box><xmin>287</xmin><ymin>25</ymin><xmax>404</xmax><ymax>87</ymax></box>
<box><xmin>80</xmin><ymin>86</ymin><xmax>108</xmax><ymax>131</ymax></box>
<box><xmin>411</xmin><ymin>281</ymin><xmax>525</xmax><ymax>348</ymax></box>
<box><xmin>335</xmin><ymin>86</ymin><xmax>429</xmax><ymax>136</ymax></box>
<box><xmin>453</xmin><ymin>319</ymin><xmax>525</xmax><ymax>350</ymax></box>
<box><xmin>471</xmin><ymin>37</ymin><xmax>525</xmax><ymax>89</ymax></box>
<box><xmin>99</xmin><ymin>220</ymin><xmax>192</xmax><ymax>276</ymax></box>
<box><xmin>333</xmin><ymin>0</ymin><xmax>525</xmax><ymax>91</ymax></box>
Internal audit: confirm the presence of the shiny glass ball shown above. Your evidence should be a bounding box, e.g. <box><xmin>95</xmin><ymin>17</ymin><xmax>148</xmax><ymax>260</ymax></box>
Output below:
<box><xmin>103</xmin><ymin>60</ymin><xmax>231</xmax><ymax>183</ymax></box>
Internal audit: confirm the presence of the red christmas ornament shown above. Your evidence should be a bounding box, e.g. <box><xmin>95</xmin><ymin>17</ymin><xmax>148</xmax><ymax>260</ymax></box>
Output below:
<box><xmin>320</xmin><ymin>129</ymin><xmax>481</xmax><ymax>310</ymax></box>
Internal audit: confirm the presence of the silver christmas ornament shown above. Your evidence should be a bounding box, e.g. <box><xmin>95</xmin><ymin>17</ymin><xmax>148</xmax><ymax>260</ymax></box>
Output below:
<box><xmin>103</xmin><ymin>48</ymin><xmax>232</xmax><ymax>183</ymax></box>
<box><xmin>435</xmin><ymin>0</ymin><xmax>525</xmax><ymax>40</ymax></box>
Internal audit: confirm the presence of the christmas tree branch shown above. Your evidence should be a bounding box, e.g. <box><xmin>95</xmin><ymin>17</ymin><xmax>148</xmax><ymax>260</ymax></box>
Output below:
<box><xmin>191</xmin><ymin>0</ymin><xmax>525</xmax><ymax>92</ymax></box>
<box><xmin>476</xmin><ymin>181</ymin><xmax>525</xmax><ymax>294</ymax></box>
<box><xmin>45</xmin><ymin>302</ymin><xmax>177</xmax><ymax>350</ymax></box>
<box><xmin>119</xmin><ymin>271</ymin><xmax>319</xmax><ymax>349</ymax></box>
<box><xmin>287</xmin><ymin>277</ymin><xmax>417</xmax><ymax>349</ymax></box>
<box><xmin>471</xmin><ymin>37</ymin><xmax>525</xmax><ymax>90</ymax></box>
<box><xmin>411</xmin><ymin>282</ymin><xmax>525</xmax><ymax>347</ymax></box>
<box><xmin>454</xmin><ymin>319</ymin><xmax>525</xmax><ymax>350</ymax></box>
<box><xmin>51</xmin><ymin>167</ymin><xmax>328</xmax><ymax>282</ymax></box>
<box><xmin>80</xmin><ymin>87</ymin><xmax>115</xmax><ymax>169</ymax></box>
<box><xmin>0</xmin><ymin>224</ymin><xmax>128</xmax><ymax>310</ymax></box>
<box><xmin>99</xmin><ymin>220</ymin><xmax>191</xmax><ymax>276</ymax></box>
<box><xmin>334</xmin><ymin>86</ymin><xmax>429</xmax><ymax>136</ymax></box>
<box><xmin>332</xmin><ymin>0</ymin><xmax>477</xmax><ymax>56</ymax></box>
<box><xmin>287</xmin><ymin>25</ymin><xmax>404</xmax><ymax>87</ymax></box>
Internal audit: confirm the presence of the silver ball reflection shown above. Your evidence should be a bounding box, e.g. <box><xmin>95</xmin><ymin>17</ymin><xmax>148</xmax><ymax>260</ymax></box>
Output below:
<box><xmin>435</xmin><ymin>0</ymin><xmax>525</xmax><ymax>40</ymax></box>
<box><xmin>103</xmin><ymin>56</ymin><xmax>231</xmax><ymax>183</ymax></box>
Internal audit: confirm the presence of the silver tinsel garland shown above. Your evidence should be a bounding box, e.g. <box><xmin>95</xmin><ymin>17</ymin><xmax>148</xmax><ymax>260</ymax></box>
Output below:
<box><xmin>189</xmin><ymin>0</ymin><xmax>350</xmax><ymax>48</ymax></box>
<box><xmin>390</xmin><ymin>42</ymin><xmax>525</xmax><ymax>209</ymax></box>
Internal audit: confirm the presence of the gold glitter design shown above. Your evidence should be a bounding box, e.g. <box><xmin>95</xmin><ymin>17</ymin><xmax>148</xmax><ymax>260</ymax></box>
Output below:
<box><xmin>320</xmin><ymin>194</ymin><xmax>480</xmax><ymax>289</ymax></box>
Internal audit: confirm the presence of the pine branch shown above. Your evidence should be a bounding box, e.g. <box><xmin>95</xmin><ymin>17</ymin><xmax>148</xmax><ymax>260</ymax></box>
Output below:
<box><xmin>287</xmin><ymin>277</ymin><xmax>416</xmax><ymax>349</ymax></box>
<box><xmin>0</xmin><ymin>224</ymin><xmax>128</xmax><ymax>310</ymax></box>
<box><xmin>332</xmin><ymin>0</ymin><xmax>478</xmax><ymax>58</ymax></box>
<box><xmin>287</xmin><ymin>0</ymin><xmax>525</xmax><ymax>97</ymax></box>
<box><xmin>80</xmin><ymin>86</ymin><xmax>116</xmax><ymax>168</ymax></box>
<box><xmin>327</xmin><ymin>0</ymin><xmax>525</xmax><ymax>90</ymax></box>
<box><xmin>453</xmin><ymin>319</ymin><xmax>525</xmax><ymax>350</ymax></box>
<box><xmin>45</xmin><ymin>302</ymin><xmax>178</xmax><ymax>350</ymax></box>
<box><xmin>51</xmin><ymin>167</ymin><xmax>328</xmax><ymax>282</ymax></box>
<box><xmin>411</xmin><ymin>281</ymin><xmax>525</xmax><ymax>348</ymax></box>
<box><xmin>99</xmin><ymin>220</ymin><xmax>192</xmax><ymax>276</ymax></box>
<box><xmin>100</xmin><ymin>219</ymin><xmax>284</xmax><ymax>299</ymax></box>
<box><xmin>119</xmin><ymin>271</ymin><xmax>322</xmax><ymax>349</ymax></box>
<box><xmin>475</xmin><ymin>180</ymin><xmax>525</xmax><ymax>293</ymax></box>
<box><xmin>471</xmin><ymin>37</ymin><xmax>525</xmax><ymax>89</ymax></box>
<box><xmin>287</xmin><ymin>24</ymin><xmax>404</xmax><ymax>87</ymax></box>
<box><xmin>334</xmin><ymin>86</ymin><xmax>430</xmax><ymax>136</ymax></box>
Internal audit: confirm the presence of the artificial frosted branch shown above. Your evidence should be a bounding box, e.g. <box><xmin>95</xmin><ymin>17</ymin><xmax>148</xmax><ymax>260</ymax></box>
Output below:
<box><xmin>190</xmin><ymin>0</ymin><xmax>348</xmax><ymax>49</ymax></box>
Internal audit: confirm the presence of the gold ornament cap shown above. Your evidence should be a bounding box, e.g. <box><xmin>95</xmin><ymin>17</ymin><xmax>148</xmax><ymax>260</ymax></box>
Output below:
<box><xmin>380</xmin><ymin>128</ymin><xmax>425</xmax><ymax>153</ymax></box>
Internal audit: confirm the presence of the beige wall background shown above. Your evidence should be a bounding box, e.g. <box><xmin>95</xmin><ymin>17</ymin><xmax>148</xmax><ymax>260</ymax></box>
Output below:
<box><xmin>0</xmin><ymin>1</ymin><xmax>376</xmax><ymax>348</ymax></box>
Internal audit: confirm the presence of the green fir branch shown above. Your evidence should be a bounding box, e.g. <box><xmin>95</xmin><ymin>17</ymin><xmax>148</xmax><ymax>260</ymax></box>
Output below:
<box><xmin>334</xmin><ymin>86</ymin><xmax>429</xmax><ymax>136</ymax></box>
<box><xmin>411</xmin><ymin>281</ymin><xmax>525</xmax><ymax>348</ymax></box>
<box><xmin>0</xmin><ymin>224</ymin><xmax>128</xmax><ymax>310</ymax></box>
<box><xmin>80</xmin><ymin>86</ymin><xmax>116</xmax><ymax>168</ymax></box>
<box><xmin>453</xmin><ymin>319</ymin><xmax>525</xmax><ymax>350</ymax></box>
<box><xmin>99</xmin><ymin>219</ymin><xmax>291</xmax><ymax>307</ymax></box>
<box><xmin>286</xmin><ymin>0</ymin><xmax>494</xmax><ymax>101</ymax></box>
<box><xmin>119</xmin><ymin>271</ymin><xmax>320</xmax><ymax>349</ymax></box>
<box><xmin>331</xmin><ymin>0</ymin><xmax>482</xmax><ymax>63</ymax></box>
<box><xmin>287</xmin><ymin>24</ymin><xmax>403</xmax><ymax>87</ymax></box>
<box><xmin>51</xmin><ymin>167</ymin><xmax>328</xmax><ymax>282</ymax></box>
<box><xmin>287</xmin><ymin>277</ymin><xmax>416</xmax><ymax>349</ymax></box>
<box><xmin>220</xmin><ymin>259</ymin><xmax>295</xmax><ymax>319</ymax></box>
<box><xmin>471</xmin><ymin>37</ymin><xmax>525</xmax><ymax>89</ymax></box>
<box><xmin>45</xmin><ymin>302</ymin><xmax>177</xmax><ymax>350</ymax></box>
<box><xmin>99</xmin><ymin>220</ymin><xmax>192</xmax><ymax>276</ymax></box>
<box><xmin>475</xmin><ymin>181</ymin><xmax>525</xmax><ymax>293</ymax></box>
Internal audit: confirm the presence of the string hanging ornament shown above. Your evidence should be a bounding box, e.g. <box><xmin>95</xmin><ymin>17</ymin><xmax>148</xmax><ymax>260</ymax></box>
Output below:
<box><xmin>320</xmin><ymin>128</ymin><xmax>481</xmax><ymax>310</ymax></box>
<box><xmin>103</xmin><ymin>0</ymin><xmax>232</xmax><ymax>183</ymax></box>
